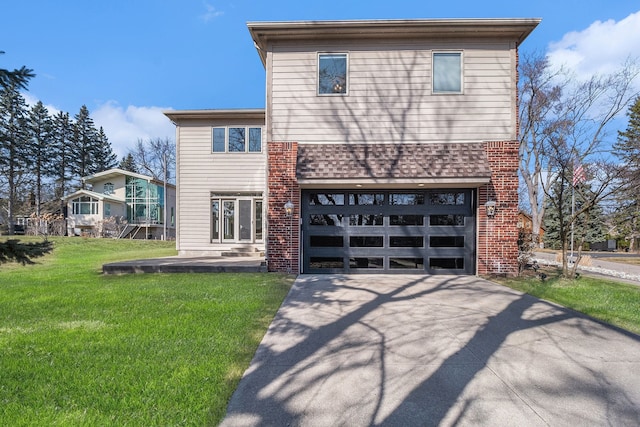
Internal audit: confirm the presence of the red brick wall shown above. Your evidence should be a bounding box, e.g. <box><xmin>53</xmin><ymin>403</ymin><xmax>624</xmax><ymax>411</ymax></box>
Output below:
<box><xmin>266</xmin><ymin>139</ymin><xmax>519</xmax><ymax>276</ymax></box>
<box><xmin>267</xmin><ymin>142</ymin><xmax>300</xmax><ymax>274</ymax></box>
<box><xmin>478</xmin><ymin>140</ymin><xmax>519</xmax><ymax>276</ymax></box>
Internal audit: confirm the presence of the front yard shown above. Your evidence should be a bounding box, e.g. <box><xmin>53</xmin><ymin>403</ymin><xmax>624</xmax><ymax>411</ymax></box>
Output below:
<box><xmin>2</xmin><ymin>237</ymin><xmax>639</xmax><ymax>425</ymax></box>
<box><xmin>492</xmin><ymin>266</ymin><xmax>640</xmax><ymax>335</ymax></box>
<box><xmin>0</xmin><ymin>237</ymin><xmax>292</xmax><ymax>425</ymax></box>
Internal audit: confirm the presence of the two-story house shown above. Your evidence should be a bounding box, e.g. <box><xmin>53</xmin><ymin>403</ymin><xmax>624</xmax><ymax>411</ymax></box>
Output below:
<box><xmin>164</xmin><ymin>18</ymin><xmax>540</xmax><ymax>275</ymax></box>
<box><xmin>63</xmin><ymin>168</ymin><xmax>176</xmax><ymax>239</ymax></box>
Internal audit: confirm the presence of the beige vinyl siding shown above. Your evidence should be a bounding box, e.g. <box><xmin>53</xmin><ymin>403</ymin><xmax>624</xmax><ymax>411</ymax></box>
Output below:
<box><xmin>268</xmin><ymin>39</ymin><xmax>516</xmax><ymax>144</ymax></box>
<box><xmin>90</xmin><ymin>176</ymin><xmax>127</xmax><ymax>200</ymax></box>
<box><xmin>176</xmin><ymin>122</ymin><xmax>266</xmax><ymax>251</ymax></box>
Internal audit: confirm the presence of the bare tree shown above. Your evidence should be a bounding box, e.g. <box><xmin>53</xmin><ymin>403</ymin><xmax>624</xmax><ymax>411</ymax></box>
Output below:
<box><xmin>518</xmin><ymin>54</ymin><xmax>568</xmax><ymax>247</ymax></box>
<box><xmin>519</xmin><ymin>54</ymin><xmax>639</xmax><ymax>277</ymax></box>
<box><xmin>129</xmin><ymin>137</ymin><xmax>175</xmax><ymax>183</ymax></box>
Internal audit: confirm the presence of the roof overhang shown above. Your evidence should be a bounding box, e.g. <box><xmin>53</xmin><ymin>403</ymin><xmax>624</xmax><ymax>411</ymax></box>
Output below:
<box><xmin>248</xmin><ymin>18</ymin><xmax>541</xmax><ymax>66</ymax></box>
<box><xmin>62</xmin><ymin>189</ymin><xmax>126</xmax><ymax>203</ymax></box>
<box><xmin>163</xmin><ymin>109</ymin><xmax>265</xmax><ymax>124</ymax></box>
<box><xmin>296</xmin><ymin>177</ymin><xmax>490</xmax><ymax>189</ymax></box>
<box><xmin>82</xmin><ymin>168</ymin><xmax>176</xmax><ymax>189</ymax></box>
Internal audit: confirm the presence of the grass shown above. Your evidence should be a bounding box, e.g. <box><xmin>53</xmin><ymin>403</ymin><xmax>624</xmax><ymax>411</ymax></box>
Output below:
<box><xmin>493</xmin><ymin>267</ymin><xmax>640</xmax><ymax>335</ymax></box>
<box><xmin>0</xmin><ymin>237</ymin><xmax>292</xmax><ymax>426</ymax></box>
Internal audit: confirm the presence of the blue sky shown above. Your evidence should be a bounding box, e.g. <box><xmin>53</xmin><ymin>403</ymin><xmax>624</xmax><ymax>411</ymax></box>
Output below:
<box><xmin>2</xmin><ymin>1</ymin><xmax>639</xmax><ymax>157</ymax></box>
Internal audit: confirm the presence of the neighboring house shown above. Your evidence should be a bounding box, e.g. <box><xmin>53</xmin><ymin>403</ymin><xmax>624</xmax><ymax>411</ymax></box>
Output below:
<box><xmin>63</xmin><ymin>168</ymin><xmax>176</xmax><ymax>239</ymax></box>
<box><xmin>518</xmin><ymin>211</ymin><xmax>545</xmax><ymax>247</ymax></box>
<box><xmin>165</xmin><ymin>18</ymin><xmax>540</xmax><ymax>275</ymax></box>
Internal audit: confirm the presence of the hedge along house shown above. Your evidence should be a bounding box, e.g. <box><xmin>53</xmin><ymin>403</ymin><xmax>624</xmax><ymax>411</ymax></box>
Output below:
<box><xmin>165</xmin><ymin>18</ymin><xmax>540</xmax><ymax>275</ymax></box>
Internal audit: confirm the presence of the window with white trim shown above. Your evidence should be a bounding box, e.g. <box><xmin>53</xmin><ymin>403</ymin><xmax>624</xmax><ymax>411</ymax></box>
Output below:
<box><xmin>318</xmin><ymin>53</ymin><xmax>348</xmax><ymax>95</ymax></box>
<box><xmin>433</xmin><ymin>52</ymin><xmax>462</xmax><ymax>94</ymax></box>
<box><xmin>71</xmin><ymin>196</ymin><xmax>99</xmax><ymax>215</ymax></box>
<box><xmin>212</xmin><ymin>127</ymin><xmax>262</xmax><ymax>153</ymax></box>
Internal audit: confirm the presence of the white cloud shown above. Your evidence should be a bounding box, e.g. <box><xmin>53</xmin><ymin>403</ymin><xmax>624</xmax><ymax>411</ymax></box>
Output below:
<box><xmin>21</xmin><ymin>92</ymin><xmax>61</xmax><ymax>116</ymax></box>
<box><xmin>92</xmin><ymin>101</ymin><xmax>175</xmax><ymax>158</ymax></box>
<box><xmin>547</xmin><ymin>10</ymin><xmax>640</xmax><ymax>79</ymax></box>
<box><xmin>200</xmin><ymin>2</ymin><xmax>224</xmax><ymax>23</ymax></box>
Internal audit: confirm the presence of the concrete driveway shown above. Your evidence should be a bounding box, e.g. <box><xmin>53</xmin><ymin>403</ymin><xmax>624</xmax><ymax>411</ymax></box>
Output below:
<box><xmin>220</xmin><ymin>275</ymin><xmax>640</xmax><ymax>426</ymax></box>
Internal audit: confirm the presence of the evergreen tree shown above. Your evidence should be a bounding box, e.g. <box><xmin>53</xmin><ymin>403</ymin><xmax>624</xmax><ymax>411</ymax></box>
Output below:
<box><xmin>50</xmin><ymin>111</ymin><xmax>73</xmax><ymax>210</ymax></box>
<box><xmin>93</xmin><ymin>126</ymin><xmax>117</xmax><ymax>172</ymax></box>
<box><xmin>614</xmin><ymin>95</ymin><xmax>640</xmax><ymax>173</ymax></box>
<box><xmin>119</xmin><ymin>153</ymin><xmax>137</xmax><ymax>173</ymax></box>
<box><xmin>613</xmin><ymin>96</ymin><xmax>640</xmax><ymax>251</ymax></box>
<box><xmin>70</xmin><ymin>105</ymin><xmax>99</xmax><ymax>188</ymax></box>
<box><xmin>543</xmin><ymin>178</ymin><xmax>606</xmax><ymax>250</ymax></box>
<box><xmin>0</xmin><ymin>83</ymin><xmax>30</xmax><ymax>234</ymax></box>
<box><xmin>0</xmin><ymin>51</ymin><xmax>35</xmax><ymax>90</ymax></box>
<box><xmin>27</xmin><ymin>101</ymin><xmax>53</xmax><ymax>216</ymax></box>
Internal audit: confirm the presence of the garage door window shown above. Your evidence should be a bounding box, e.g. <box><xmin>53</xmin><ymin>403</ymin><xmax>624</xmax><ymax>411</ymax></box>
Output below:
<box><xmin>390</xmin><ymin>236</ymin><xmax>424</xmax><ymax>247</ymax></box>
<box><xmin>310</xmin><ymin>214</ymin><xmax>343</xmax><ymax>226</ymax></box>
<box><xmin>310</xmin><ymin>236</ymin><xmax>343</xmax><ymax>247</ymax></box>
<box><xmin>430</xmin><ymin>191</ymin><xmax>465</xmax><ymax>205</ymax></box>
<box><xmin>302</xmin><ymin>189</ymin><xmax>475</xmax><ymax>274</ymax></box>
<box><xmin>349</xmin><ymin>236</ymin><xmax>384</xmax><ymax>247</ymax></box>
<box><xmin>390</xmin><ymin>215</ymin><xmax>424</xmax><ymax>226</ymax></box>
<box><xmin>430</xmin><ymin>236</ymin><xmax>465</xmax><ymax>247</ymax></box>
<box><xmin>390</xmin><ymin>193</ymin><xmax>425</xmax><ymax>205</ymax></box>
<box><xmin>430</xmin><ymin>214</ymin><xmax>465</xmax><ymax>226</ymax></box>
<box><xmin>349</xmin><ymin>193</ymin><xmax>384</xmax><ymax>205</ymax></box>
<box><xmin>349</xmin><ymin>214</ymin><xmax>383</xmax><ymax>226</ymax></box>
<box><xmin>310</xmin><ymin>193</ymin><xmax>345</xmax><ymax>205</ymax></box>
<box><xmin>350</xmin><ymin>258</ymin><xmax>384</xmax><ymax>269</ymax></box>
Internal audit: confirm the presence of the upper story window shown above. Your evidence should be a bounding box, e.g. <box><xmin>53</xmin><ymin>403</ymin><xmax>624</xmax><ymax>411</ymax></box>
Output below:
<box><xmin>318</xmin><ymin>53</ymin><xmax>348</xmax><ymax>95</ymax></box>
<box><xmin>103</xmin><ymin>182</ymin><xmax>114</xmax><ymax>195</ymax></box>
<box><xmin>212</xmin><ymin>127</ymin><xmax>262</xmax><ymax>153</ymax></box>
<box><xmin>433</xmin><ymin>52</ymin><xmax>462</xmax><ymax>94</ymax></box>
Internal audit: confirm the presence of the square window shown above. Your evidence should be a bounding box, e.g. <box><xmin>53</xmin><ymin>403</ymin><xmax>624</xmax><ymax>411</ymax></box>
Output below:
<box><xmin>433</xmin><ymin>52</ymin><xmax>462</xmax><ymax>94</ymax></box>
<box><xmin>318</xmin><ymin>53</ymin><xmax>347</xmax><ymax>95</ymax></box>
<box><xmin>249</xmin><ymin>128</ymin><xmax>262</xmax><ymax>152</ymax></box>
<box><xmin>228</xmin><ymin>128</ymin><xmax>246</xmax><ymax>152</ymax></box>
<box><xmin>213</xmin><ymin>128</ymin><xmax>226</xmax><ymax>152</ymax></box>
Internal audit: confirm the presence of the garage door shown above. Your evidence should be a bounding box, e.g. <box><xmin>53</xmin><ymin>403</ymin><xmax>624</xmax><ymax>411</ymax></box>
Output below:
<box><xmin>301</xmin><ymin>190</ymin><xmax>475</xmax><ymax>274</ymax></box>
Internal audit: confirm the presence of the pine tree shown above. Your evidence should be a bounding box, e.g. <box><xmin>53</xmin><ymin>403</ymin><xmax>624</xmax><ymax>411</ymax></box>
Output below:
<box><xmin>93</xmin><ymin>126</ymin><xmax>117</xmax><ymax>172</ymax></box>
<box><xmin>0</xmin><ymin>83</ymin><xmax>30</xmax><ymax>234</ymax></box>
<box><xmin>50</xmin><ymin>111</ymin><xmax>73</xmax><ymax>210</ymax></box>
<box><xmin>27</xmin><ymin>101</ymin><xmax>53</xmax><ymax>216</ymax></box>
<box><xmin>543</xmin><ymin>178</ymin><xmax>606</xmax><ymax>250</ymax></box>
<box><xmin>0</xmin><ymin>51</ymin><xmax>35</xmax><ymax>90</ymax></box>
<box><xmin>613</xmin><ymin>96</ymin><xmax>640</xmax><ymax>251</ymax></box>
<box><xmin>614</xmin><ymin>95</ymin><xmax>640</xmax><ymax>171</ymax></box>
<box><xmin>70</xmin><ymin>105</ymin><xmax>99</xmax><ymax>188</ymax></box>
<box><xmin>119</xmin><ymin>153</ymin><xmax>137</xmax><ymax>173</ymax></box>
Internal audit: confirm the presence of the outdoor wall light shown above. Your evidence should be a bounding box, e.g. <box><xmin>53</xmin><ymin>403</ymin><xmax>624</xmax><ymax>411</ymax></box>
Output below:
<box><xmin>485</xmin><ymin>200</ymin><xmax>496</xmax><ymax>217</ymax></box>
<box><xmin>284</xmin><ymin>200</ymin><xmax>294</xmax><ymax>217</ymax></box>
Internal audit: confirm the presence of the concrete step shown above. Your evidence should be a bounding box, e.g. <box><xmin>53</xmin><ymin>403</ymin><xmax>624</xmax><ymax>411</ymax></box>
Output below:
<box><xmin>221</xmin><ymin>250</ymin><xmax>266</xmax><ymax>258</ymax></box>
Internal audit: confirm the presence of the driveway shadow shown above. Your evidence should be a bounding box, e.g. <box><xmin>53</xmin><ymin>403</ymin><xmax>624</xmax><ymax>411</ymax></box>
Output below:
<box><xmin>220</xmin><ymin>274</ymin><xmax>640</xmax><ymax>426</ymax></box>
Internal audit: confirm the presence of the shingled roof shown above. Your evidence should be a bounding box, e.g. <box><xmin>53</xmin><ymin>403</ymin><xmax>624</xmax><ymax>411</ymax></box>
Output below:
<box><xmin>296</xmin><ymin>142</ymin><xmax>492</xmax><ymax>186</ymax></box>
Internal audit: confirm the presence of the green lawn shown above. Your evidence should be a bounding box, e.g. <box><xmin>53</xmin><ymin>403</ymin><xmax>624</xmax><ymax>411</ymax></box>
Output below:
<box><xmin>0</xmin><ymin>237</ymin><xmax>292</xmax><ymax>426</ymax></box>
<box><xmin>493</xmin><ymin>268</ymin><xmax>640</xmax><ymax>335</ymax></box>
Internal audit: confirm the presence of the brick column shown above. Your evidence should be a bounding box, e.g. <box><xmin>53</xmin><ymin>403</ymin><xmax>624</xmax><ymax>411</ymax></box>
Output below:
<box><xmin>267</xmin><ymin>142</ymin><xmax>300</xmax><ymax>274</ymax></box>
<box><xmin>478</xmin><ymin>140</ymin><xmax>519</xmax><ymax>276</ymax></box>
